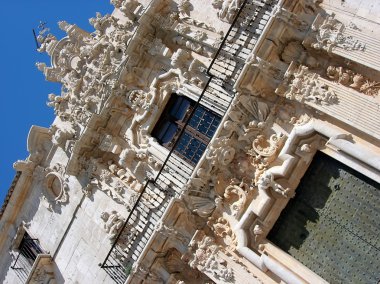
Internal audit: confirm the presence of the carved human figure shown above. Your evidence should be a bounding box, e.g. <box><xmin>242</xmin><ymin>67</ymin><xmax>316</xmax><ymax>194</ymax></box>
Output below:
<box><xmin>257</xmin><ymin>171</ymin><xmax>290</xmax><ymax>198</ymax></box>
<box><xmin>212</xmin><ymin>0</ymin><xmax>242</xmax><ymax>23</ymax></box>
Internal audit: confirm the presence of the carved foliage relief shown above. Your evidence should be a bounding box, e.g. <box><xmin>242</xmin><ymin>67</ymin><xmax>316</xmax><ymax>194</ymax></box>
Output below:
<box><xmin>304</xmin><ymin>13</ymin><xmax>366</xmax><ymax>53</ymax></box>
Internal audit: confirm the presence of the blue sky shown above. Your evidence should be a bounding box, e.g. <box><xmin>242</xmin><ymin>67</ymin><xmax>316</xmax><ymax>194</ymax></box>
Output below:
<box><xmin>0</xmin><ymin>1</ymin><xmax>113</xmax><ymax>205</ymax></box>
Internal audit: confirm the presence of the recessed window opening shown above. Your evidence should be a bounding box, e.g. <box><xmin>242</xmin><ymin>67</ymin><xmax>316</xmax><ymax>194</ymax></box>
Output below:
<box><xmin>18</xmin><ymin>232</ymin><xmax>43</xmax><ymax>265</ymax></box>
<box><xmin>152</xmin><ymin>93</ymin><xmax>221</xmax><ymax>165</ymax></box>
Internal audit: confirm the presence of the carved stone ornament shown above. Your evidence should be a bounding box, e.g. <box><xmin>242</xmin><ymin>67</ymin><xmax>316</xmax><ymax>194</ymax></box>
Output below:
<box><xmin>212</xmin><ymin>0</ymin><xmax>242</xmax><ymax>23</ymax></box>
<box><xmin>278</xmin><ymin>62</ymin><xmax>338</xmax><ymax>104</ymax></box>
<box><xmin>223</xmin><ymin>181</ymin><xmax>249</xmax><ymax>218</ymax></box>
<box><xmin>186</xmin><ymin>231</ymin><xmax>234</xmax><ymax>281</ymax></box>
<box><xmin>100</xmin><ymin>210</ymin><xmax>125</xmax><ymax>241</ymax></box>
<box><xmin>87</xmin><ymin>158</ymin><xmax>142</xmax><ymax>210</ymax></box>
<box><xmin>257</xmin><ymin>171</ymin><xmax>291</xmax><ymax>198</ymax></box>
<box><xmin>177</xmin><ymin>0</ymin><xmax>193</xmax><ymax>16</ymax></box>
<box><xmin>42</xmin><ymin>163</ymin><xmax>69</xmax><ymax>210</ymax></box>
<box><xmin>326</xmin><ymin>65</ymin><xmax>379</xmax><ymax>96</ymax></box>
<box><xmin>305</xmin><ymin>13</ymin><xmax>366</xmax><ymax>53</ymax></box>
<box><xmin>207</xmin><ymin>216</ymin><xmax>237</xmax><ymax>249</ymax></box>
<box><xmin>155</xmin><ymin>221</ymin><xmax>189</xmax><ymax>245</ymax></box>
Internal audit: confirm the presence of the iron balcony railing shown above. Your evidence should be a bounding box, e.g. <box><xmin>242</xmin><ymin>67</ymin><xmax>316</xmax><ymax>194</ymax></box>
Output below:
<box><xmin>101</xmin><ymin>0</ymin><xmax>278</xmax><ymax>282</ymax></box>
<box><xmin>11</xmin><ymin>234</ymin><xmax>44</xmax><ymax>282</ymax></box>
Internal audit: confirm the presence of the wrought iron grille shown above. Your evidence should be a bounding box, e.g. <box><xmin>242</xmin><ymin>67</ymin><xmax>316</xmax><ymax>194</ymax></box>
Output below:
<box><xmin>11</xmin><ymin>233</ymin><xmax>44</xmax><ymax>282</ymax></box>
<box><xmin>101</xmin><ymin>0</ymin><xmax>279</xmax><ymax>282</ymax></box>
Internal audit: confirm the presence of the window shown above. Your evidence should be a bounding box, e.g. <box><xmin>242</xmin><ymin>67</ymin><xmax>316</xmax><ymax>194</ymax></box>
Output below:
<box><xmin>18</xmin><ymin>232</ymin><xmax>43</xmax><ymax>265</ymax></box>
<box><xmin>152</xmin><ymin>94</ymin><xmax>221</xmax><ymax>165</ymax></box>
<box><xmin>12</xmin><ymin>231</ymin><xmax>44</xmax><ymax>281</ymax></box>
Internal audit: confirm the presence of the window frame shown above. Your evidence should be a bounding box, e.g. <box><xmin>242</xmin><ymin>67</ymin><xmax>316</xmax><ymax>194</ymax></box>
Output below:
<box><xmin>151</xmin><ymin>93</ymin><xmax>221</xmax><ymax>166</ymax></box>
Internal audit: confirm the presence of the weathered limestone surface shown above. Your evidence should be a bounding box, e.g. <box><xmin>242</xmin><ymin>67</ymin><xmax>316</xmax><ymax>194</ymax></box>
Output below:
<box><xmin>0</xmin><ymin>0</ymin><xmax>379</xmax><ymax>284</ymax></box>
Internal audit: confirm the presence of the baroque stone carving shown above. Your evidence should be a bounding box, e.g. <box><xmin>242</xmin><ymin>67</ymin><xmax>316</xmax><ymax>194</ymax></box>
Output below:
<box><xmin>257</xmin><ymin>171</ymin><xmax>291</xmax><ymax>198</ymax></box>
<box><xmin>326</xmin><ymin>66</ymin><xmax>380</xmax><ymax>96</ymax></box>
<box><xmin>305</xmin><ymin>13</ymin><xmax>366</xmax><ymax>53</ymax></box>
<box><xmin>28</xmin><ymin>255</ymin><xmax>56</xmax><ymax>284</ymax></box>
<box><xmin>187</xmin><ymin>232</ymin><xmax>234</xmax><ymax>281</ymax></box>
<box><xmin>101</xmin><ymin>210</ymin><xmax>125</xmax><ymax>241</ymax></box>
<box><xmin>277</xmin><ymin>62</ymin><xmax>337</xmax><ymax>104</ymax></box>
<box><xmin>281</xmin><ymin>41</ymin><xmax>319</xmax><ymax>68</ymax></box>
<box><xmin>212</xmin><ymin>0</ymin><xmax>242</xmax><ymax>23</ymax></box>
<box><xmin>223</xmin><ymin>180</ymin><xmax>249</xmax><ymax>218</ymax></box>
<box><xmin>42</xmin><ymin>163</ymin><xmax>69</xmax><ymax>210</ymax></box>
<box><xmin>87</xmin><ymin>158</ymin><xmax>142</xmax><ymax>210</ymax></box>
<box><xmin>177</xmin><ymin>0</ymin><xmax>193</xmax><ymax>16</ymax></box>
<box><xmin>155</xmin><ymin>222</ymin><xmax>189</xmax><ymax>245</ymax></box>
<box><xmin>207</xmin><ymin>216</ymin><xmax>237</xmax><ymax>249</ymax></box>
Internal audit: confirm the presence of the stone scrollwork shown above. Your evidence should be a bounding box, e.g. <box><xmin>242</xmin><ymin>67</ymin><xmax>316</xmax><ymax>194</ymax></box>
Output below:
<box><xmin>250</xmin><ymin>134</ymin><xmax>286</xmax><ymax>164</ymax></box>
<box><xmin>206</xmin><ymin>137</ymin><xmax>236</xmax><ymax>167</ymax></box>
<box><xmin>248</xmin><ymin>133</ymin><xmax>286</xmax><ymax>183</ymax></box>
<box><xmin>223</xmin><ymin>180</ymin><xmax>250</xmax><ymax>218</ymax></box>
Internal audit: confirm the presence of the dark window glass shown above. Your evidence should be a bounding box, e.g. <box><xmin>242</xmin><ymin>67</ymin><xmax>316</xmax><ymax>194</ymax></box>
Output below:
<box><xmin>19</xmin><ymin>232</ymin><xmax>43</xmax><ymax>265</ymax></box>
<box><xmin>152</xmin><ymin>94</ymin><xmax>221</xmax><ymax>165</ymax></box>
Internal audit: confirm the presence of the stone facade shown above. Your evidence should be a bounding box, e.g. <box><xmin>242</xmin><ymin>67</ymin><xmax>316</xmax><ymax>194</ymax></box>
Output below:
<box><xmin>0</xmin><ymin>0</ymin><xmax>379</xmax><ymax>283</ymax></box>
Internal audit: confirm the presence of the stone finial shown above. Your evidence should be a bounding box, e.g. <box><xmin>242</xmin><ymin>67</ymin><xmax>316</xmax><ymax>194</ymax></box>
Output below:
<box><xmin>58</xmin><ymin>21</ymin><xmax>72</xmax><ymax>32</ymax></box>
<box><xmin>36</xmin><ymin>62</ymin><xmax>47</xmax><ymax>72</ymax></box>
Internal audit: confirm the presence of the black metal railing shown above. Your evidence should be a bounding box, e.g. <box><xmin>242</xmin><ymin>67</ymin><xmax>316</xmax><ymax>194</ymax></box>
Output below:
<box><xmin>11</xmin><ymin>234</ymin><xmax>44</xmax><ymax>282</ymax></box>
<box><xmin>101</xmin><ymin>0</ymin><xmax>278</xmax><ymax>282</ymax></box>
